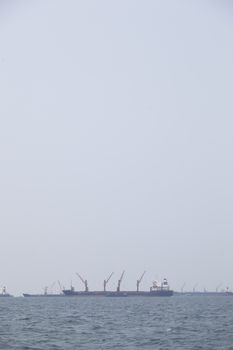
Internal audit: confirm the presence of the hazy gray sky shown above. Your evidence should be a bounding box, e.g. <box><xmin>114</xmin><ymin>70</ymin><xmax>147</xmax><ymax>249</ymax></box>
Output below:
<box><xmin>0</xmin><ymin>0</ymin><xmax>233</xmax><ymax>295</ymax></box>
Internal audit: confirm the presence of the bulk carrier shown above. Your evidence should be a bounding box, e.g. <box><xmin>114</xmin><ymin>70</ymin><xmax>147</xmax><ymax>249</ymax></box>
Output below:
<box><xmin>62</xmin><ymin>273</ymin><xmax>173</xmax><ymax>297</ymax></box>
<box><xmin>23</xmin><ymin>284</ymin><xmax>64</xmax><ymax>298</ymax></box>
<box><xmin>23</xmin><ymin>272</ymin><xmax>173</xmax><ymax>297</ymax></box>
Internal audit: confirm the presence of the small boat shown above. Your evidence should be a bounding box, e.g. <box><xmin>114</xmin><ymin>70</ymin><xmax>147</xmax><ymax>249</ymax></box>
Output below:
<box><xmin>0</xmin><ymin>287</ymin><xmax>12</xmax><ymax>297</ymax></box>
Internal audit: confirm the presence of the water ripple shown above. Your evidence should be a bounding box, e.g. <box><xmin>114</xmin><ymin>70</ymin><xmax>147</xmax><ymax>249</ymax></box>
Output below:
<box><xmin>1</xmin><ymin>296</ymin><xmax>233</xmax><ymax>349</ymax></box>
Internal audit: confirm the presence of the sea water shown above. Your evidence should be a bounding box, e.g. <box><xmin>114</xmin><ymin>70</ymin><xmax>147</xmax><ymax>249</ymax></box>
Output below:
<box><xmin>0</xmin><ymin>296</ymin><xmax>233</xmax><ymax>349</ymax></box>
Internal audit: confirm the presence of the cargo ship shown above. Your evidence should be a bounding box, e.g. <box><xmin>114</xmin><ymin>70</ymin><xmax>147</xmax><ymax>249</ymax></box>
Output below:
<box><xmin>62</xmin><ymin>277</ymin><xmax>173</xmax><ymax>297</ymax></box>
<box><xmin>23</xmin><ymin>285</ymin><xmax>64</xmax><ymax>298</ymax></box>
<box><xmin>176</xmin><ymin>291</ymin><xmax>233</xmax><ymax>297</ymax></box>
<box><xmin>23</xmin><ymin>293</ymin><xmax>64</xmax><ymax>297</ymax></box>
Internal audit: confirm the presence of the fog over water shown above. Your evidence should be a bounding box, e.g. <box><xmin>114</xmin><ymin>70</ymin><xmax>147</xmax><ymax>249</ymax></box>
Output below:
<box><xmin>0</xmin><ymin>1</ymin><xmax>233</xmax><ymax>295</ymax></box>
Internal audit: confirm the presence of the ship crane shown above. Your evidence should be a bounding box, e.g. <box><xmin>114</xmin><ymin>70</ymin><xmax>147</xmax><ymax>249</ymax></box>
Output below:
<box><xmin>181</xmin><ymin>283</ymin><xmax>186</xmax><ymax>293</ymax></box>
<box><xmin>193</xmin><ymin>283</ymin><xmax>198</xmax><ymax>293</ymax></box>
<box><xmin>76</xmin><ymin>273</ymin><xmax>89</xmax><ymax>292</ymax></box>
<box><xmin>136</xmin><ymin>271</ymin><xmax>146</xmax><ymax>292</ymax></box>
<box><xmin>117</xmin><ymin>271</ymin><xmax>125</xmax><ymax>292</ymax></box>
<box><xmin>58</xmin><ymin>281</ymin><xmax>65</xmax><ymax>294</ymax></box>
<box><xmin>50</xmin><ymin>281</ymin><xmax>56</xmax><ymax>294</ymax></box>
<box><xmin>104</xmin><ymin>272</ymin><xmax>114</xmax><ymax>292</ymax></box>
<box><xmin>216</xmin><ymin>283</ymin><xmax>222</xmax><ymax>292</ymax></box>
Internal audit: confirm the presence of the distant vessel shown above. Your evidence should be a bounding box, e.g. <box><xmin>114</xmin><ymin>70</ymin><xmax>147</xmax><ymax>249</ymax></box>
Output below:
<box><xmin>176</xmin><ymin>291</ymin><xmax>233</xmax><ymax>297</ymax></box>
<box><xmin>62</xmin><ymin>277</ymin><xmax>173</xmax><ymax>297</ymax></box>
<box><xmin>23</xmin><ymin>285</ymin><xmax>64</xmax><ymax>298</ymax></box>
<box><xmin>175</xmin><ymin>285</ymin><xmax>233</xmax><ymax>296</ymax></box>
<box><xmin>23</xmin><ymin>294</ymin><xmax>64</xmax><ymax>297</ymax></box>
<box><xmin>0</xmin><ymin>287</ymin><xmax>12</xmax><ymax>297</ymax></box>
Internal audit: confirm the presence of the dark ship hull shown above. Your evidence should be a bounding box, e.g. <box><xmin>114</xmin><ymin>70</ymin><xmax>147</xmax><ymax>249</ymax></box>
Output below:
<box><xmin>62</xmin><ymin>290</ymin><xmax>106</xmax><ymax>297</ymax></box>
